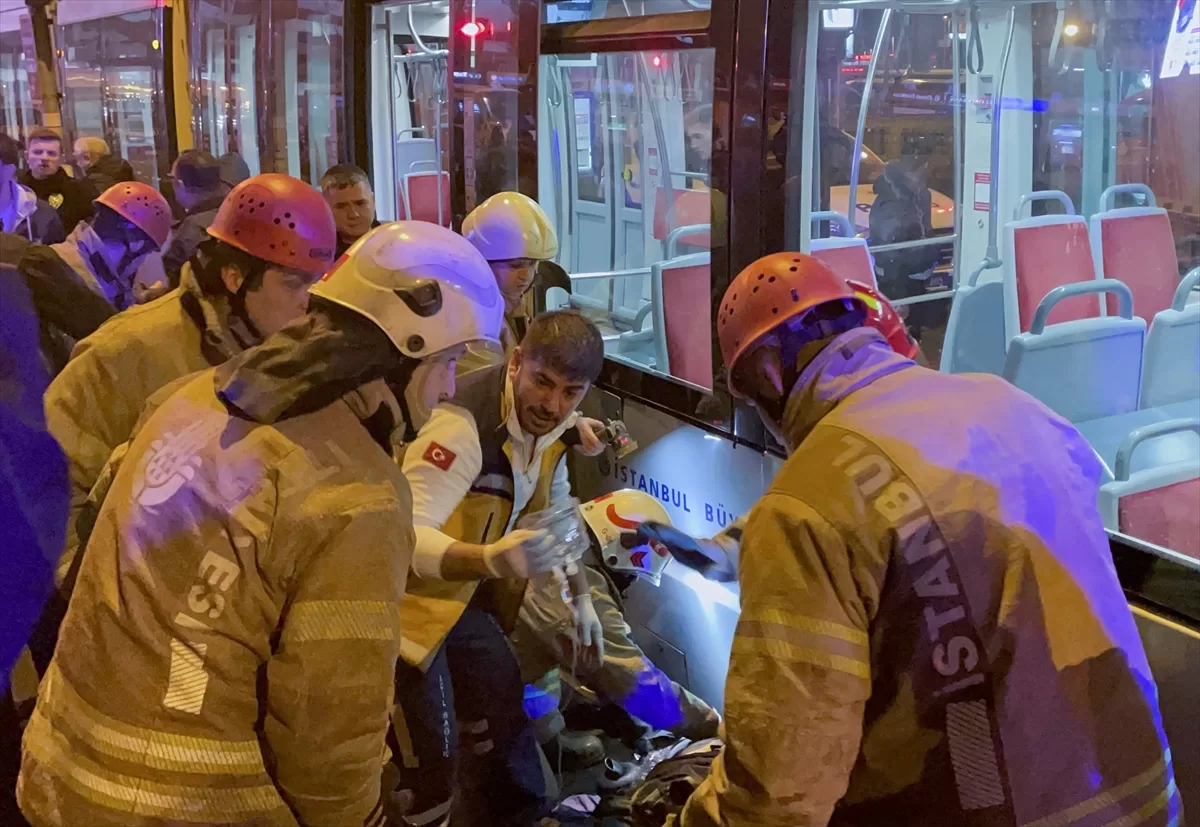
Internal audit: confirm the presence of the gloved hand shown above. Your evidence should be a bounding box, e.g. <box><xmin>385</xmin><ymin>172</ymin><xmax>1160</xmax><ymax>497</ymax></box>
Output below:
<box><xmin>483</xmin><ymin>529</ymin><xmax>562</xmax><ymax>579</ymax></box>
<box><xmin>573</xmin><ymin>417</ymin><xmax>607</xmax><ymax>457</ymax></box>
<box><xmin>571</xmin><ymin>593</ymin><xmax>605</xmax><ymax>671</ymax></box>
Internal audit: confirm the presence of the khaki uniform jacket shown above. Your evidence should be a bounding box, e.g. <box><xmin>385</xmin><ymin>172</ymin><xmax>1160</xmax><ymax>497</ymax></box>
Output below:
<box><xmin>45</xmin><ymin>265</ymin><xmax>254</xmax><ymax>586</ymax></box>
<box><xmin>679</xmin><ymin>328</ymin><xmax>1179</xmax><ymax>827</ymax></box>
<box><xmin>19</xmin><ymin>369</ymin><xmax>413</xmax><ymax>827</ymax></box>
<box><xmin>398</xmin><ymin>363</ymin><xmax>570</xmax><ymax>671</ymax></box>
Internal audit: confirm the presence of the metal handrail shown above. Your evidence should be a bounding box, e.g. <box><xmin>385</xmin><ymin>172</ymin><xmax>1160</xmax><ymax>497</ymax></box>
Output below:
<box><xmin>665</xmin><ymin>224</ymin><xmax>709</xmax><ymax>258</ymax></box>
<box><xmin>848</xmin><ymin>8</ymin><xmax>893</xmax><ymax>234</ymax></box>
<box><xmin>868</xmin><ymin>234</ymin><xmax>956</xmax><ymax>254</ymax></box>
<box><xmin>1013</xmin><ymin>190</ymin><xmax>1075</xmax><ymax>221</ymax></box>
<box><xmin>1114</xmin><ymin>418</ymin><xmax>1200</xmax><ymax>482</ymax></box>
<box><xmin>1029</xmin><ymin>280</ymin><xmax>1133</xmax><ymax>334</ymax></box>
<box><xmin>568</xmin><ymin>267</ymin><xmax>654</xmax><ymax>282</ymax></box>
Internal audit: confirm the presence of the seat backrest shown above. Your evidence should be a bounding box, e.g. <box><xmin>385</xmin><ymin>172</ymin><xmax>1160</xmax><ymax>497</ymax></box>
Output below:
<box><xmin>941</xmin><ymin>279</ymin><xmax>1007</xmax><ymax>375</ymax></box>
<box><xmin>811</xmin><ymin>239</ymin><xmax>878</xmax><ymax>292</ymax></box>
<box><xmin>652</xmin><ymin>252</ymin><xmax>712</xmax><ymax>391</ymax></box>
<box><xmin>1141</xmin><ymin>268</ymin><xmax>1200</xmax><ymax>408</ymax></box>
<box><xmin>402</xmin><ymin>171</ymin><xmax>452</xmax><ymax>228</ymax></box>
<box><xmin>1096</xmin><ymin>417</ymin><xmax>1200</xmax><ymax>561</ymax></box>
<box><xmin>1091</xmin><ymin>202</ymin><xmax>1177</xmax><ymax>320</ymax></box>
<box><xmin>653</xmin><ymin>186</ymin><xmax>711</xmax><ymax>250</ymax></box>
<box><xmin>1005</xmin><ymin>213</ymin><xmax>1102</xmax><ymax>340</ymax></box>
<box><xmin>1002</xmin><ymin>280</ymin><xmax>1145</xmax><ymax>421</ymax></box>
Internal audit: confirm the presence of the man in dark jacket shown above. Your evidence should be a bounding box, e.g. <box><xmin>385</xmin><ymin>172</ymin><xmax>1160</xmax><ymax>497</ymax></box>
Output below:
<box><xmin>0</xmin><ymin>135</ymin><xmax>63</xmax><ymax>244</ymax></box>
<box><xmin>19</xmin><ymin>130</ymin><xmax>94</xmax><ymax>234</ymax></box>
<box><xmin>73</xmin><ymin>136</ymin><xmax>135</xmax><ymax>194</ymax></box>
<box><xmin>161</xmin><ymin>149</ymin><xmax>228</xmax><ymax>286</ymax></box>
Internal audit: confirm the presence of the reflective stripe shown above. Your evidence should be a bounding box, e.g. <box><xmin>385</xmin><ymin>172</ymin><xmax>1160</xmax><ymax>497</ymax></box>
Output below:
<box><xmin>1098</xmin><ymin>779</ymin><xmax>1178</xmax><ymax>827</ymax></box>
<box><xmin>403</xmin><ymin>798</ymin><xmax>452</xmax><ymax>827</ymax></box>
<box><xmin>731</xmin><ymin>635</ymin><xmax>870</xmax><ymax>680</ymax></box>
<box><xmin>38</xmin><ymin>664</ymin><xmax>266</xmax><ymax>775</ymax></box>
<box><xmin>1020</xmin><ymin>756</ymin><xmax>1172</xmax><ymax>827</ymax></box>
<box><xmin>24</xmin><ymin>711</ymin><xmax>286</xmax><ymax>821</ymax></box>
<box><xmin>163</xmin><ymin>639</ymin><xmax>208</xmax><ymax>715</ymax></box>
<box><xmin>740</xmin><ymin>607</ymin><xmax>869</xmax><ymax>647</ymax></box>
<box><xmin>283</xmin><ymin>600</ymin><xmax>397</xmax><ymax>644</ymax></box>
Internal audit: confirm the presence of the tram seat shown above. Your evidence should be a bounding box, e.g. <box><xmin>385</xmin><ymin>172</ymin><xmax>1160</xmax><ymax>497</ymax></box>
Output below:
<box><xmin>1004</xmin><ymin>195</ymin><xmax>1103</xmax><ymax>343</ymax></box>
<box><xmin>1141</xmin><ymin>267</ymin><xmax>1200</xmax><ymax>409</ymax></box>
<box><xmin>1097</xmin><ymin>418</ymin><xmax>1200</xmax><ymax>561</ymax></box>
<box><xmin>395</xmin><ymin>138</ymin><xmax>436</xmax><ymax>182</ymax></box>
<box><xmin>1089</xmin><ymin>184</ymin><xmax>1179</xmax><ymax>321</ymax></box>
<box><xmin>399</xmin><ymin>170</ymin><xmax>451</xmax><ymax>227</ymax></box>
<box><xmin>809</xmin><ymin>211</ymin><xmax>877</xmax><ymax>290</ymax></box>
<box><xmin>941</xmin><ymin>278</ymin><xmax>1007</xmax><ymax>375</ymax></box>
<box><xmin>653</xmin><ymin>186</ymin><xmax>711</xmax><ymax>251</ymax></box>
<box><xmin>1002</xmin><ymin>280</ymin><xmax>1145</xmax><ymax>422</ymax></box>
<box><xmin>651</xmin><ymin>252</ymin><xmax>712</xmax><ymax>390</ymax></box>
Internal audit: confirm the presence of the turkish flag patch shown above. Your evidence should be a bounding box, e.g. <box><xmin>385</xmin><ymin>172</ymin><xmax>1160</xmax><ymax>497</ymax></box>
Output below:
<box><xmin>423</xmin><ymin>442</ymin><xmax>457</xmax><ymax>471</ymax></box>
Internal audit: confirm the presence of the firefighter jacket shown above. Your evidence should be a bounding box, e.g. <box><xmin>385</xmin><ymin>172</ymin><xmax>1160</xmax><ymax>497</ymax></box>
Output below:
<box><xmin>19</xmin><ymin>332</ymin><xmax>414</xmax><ymax>827</ymax></box>
<box><xmin>678</xmin><ymin>327</ymin><xmax>1180</xmax><ymax>827</ymax></box>
<box><xmin>399</xmin><ymin>362</ymin><xmax>572</xmax><ymax>671</ymax></box>
<box><xmin>45</xmin><ymin>264</ymin><xmax>256</xmax><ymax>588</ymax></box>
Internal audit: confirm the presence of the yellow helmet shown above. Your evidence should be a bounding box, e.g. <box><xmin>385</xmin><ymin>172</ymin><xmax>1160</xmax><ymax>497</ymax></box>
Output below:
<box><xmin>462</xmin><ymin>192</ymin><xmax>558</xmax><ymax>262</ymax></box>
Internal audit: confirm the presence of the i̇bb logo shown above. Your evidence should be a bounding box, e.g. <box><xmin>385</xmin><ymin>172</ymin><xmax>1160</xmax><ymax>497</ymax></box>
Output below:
<box><xmin>423</xmin><ymin>441</ymin><xmax>457</xmax><ymax>471</ymax></box>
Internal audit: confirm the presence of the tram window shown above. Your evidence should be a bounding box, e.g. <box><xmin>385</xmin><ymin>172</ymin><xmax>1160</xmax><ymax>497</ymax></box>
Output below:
<box><xmin>56</xmin><ymin>8</ymin><xmax>168</xmax><ymax>187</ymax></box>
<box><xmin>781</xmin><ymin>2</ymin><xmax>1199</xmax><ymax>562</ymax></box>
<box><xmin>539</xmin><ymin>48</ymin><xmax>718</xmax><ymax>394</ymax></box>
<box><xmin>543</xmin><ymin>0</ymin><xmax>710</xmax><ymax>25</ymax></box>
<box><xmin>0</xmin><ymin>22</ymin><xmax>39</xmax><ymax>137</ymax></box>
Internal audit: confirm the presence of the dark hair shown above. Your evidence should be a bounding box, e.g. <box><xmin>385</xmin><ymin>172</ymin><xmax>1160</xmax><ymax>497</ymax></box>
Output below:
<box><xmin>25</xmin><ymin>128</ymin><xmax>62</xmax><ymax>148</ymax></box>
<box><xmin>319</xmin><ymin>163</ymin><xmax>371</xmax><ymax>193</ymax></box>
<box><xmin>521</xmin><ymin>310</ymin><xmax>605</xmax><ymax>383</ymax></box>
<box><xmin>0</xmin><ymin>133</ymin><xmax>19</xmax><ymax>167</ymax></box>
<box><xmin>191</xmin><ymin>238</ymin><xmax>268</xmax><ymax>297</ymax></box>
<box><xmin>174</xmin><ymin>149</ymin><xmax>223</xmax><ymax>192</ymax></box>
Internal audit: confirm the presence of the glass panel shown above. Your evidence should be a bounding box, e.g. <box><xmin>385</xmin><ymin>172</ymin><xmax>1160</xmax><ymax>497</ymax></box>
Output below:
<box><xmin>0</xmin><ymin>14</ymin><xmax>41</xmax><ymax>136</ymax></box>
<box><xmin>369</xmin><ymin>1</ymin><xmax>450</xmax><ymax>224</ymax></box>
<box><xmin>543</xmin><ymin>0</ymin><xmax>709</xmax><ymax>24</ymax></box>
<box><xmin>539</xmin><ymin>48</ymin><xmax>716</xmax><ymax>392</ymax></box>
<box><xmin>57</xmin><ymin>9</ymin><xmax>167</xmax><ymax>186</ymax></box>
<box><xmin>782</xmin><ymin>2</ymin><xmax>1199</xmax><ymax>564</ymax></box>
<box><xmin>191</xmin><ymin>0</ymin><xmax>345</xmax><ymax>186</ymax></box>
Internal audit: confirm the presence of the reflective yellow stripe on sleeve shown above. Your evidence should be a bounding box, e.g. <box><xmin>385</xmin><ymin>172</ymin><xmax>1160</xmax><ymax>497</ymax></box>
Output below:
<box><xmin>283</xmin><ymin>600</ymin><xmax>399</xmax><ymax>644</ymax></box>
<box><xmin>23</xmin><ymin>710</ymin><xmax>287</xmax><ymax>821</ymax></box>
<box><xmin>734</xmin><ymin>607</ymin><xmax>870</xmax><ymax>681</ymax></box>
<box><xmin>38</xmin><ymin>663</ymin><xmax>267</xmax><ymax>775</ymax></box>
<box><xmin>1019</xmin><ymin>755</ymin><xmax>1177</xmax><ymax>827</ymax></box>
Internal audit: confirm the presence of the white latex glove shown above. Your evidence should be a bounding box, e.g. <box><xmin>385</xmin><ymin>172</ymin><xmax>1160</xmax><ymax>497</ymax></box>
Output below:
<box><xmin>572</xmin><ymin>594</ymin><xmax>605</xmax><ymax>670</ymax></box>
<box><xmin>483</xmin><ymin>529</ymin><xmax>563</xmax><ymax>579</ymax></box>
<box><xmin>573</xmin><ymin>417</ymin><xmax>607</xmax><ymax>457</ymax></box>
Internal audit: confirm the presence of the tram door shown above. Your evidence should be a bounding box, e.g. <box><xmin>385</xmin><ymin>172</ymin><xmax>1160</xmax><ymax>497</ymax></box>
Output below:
<box><xmin>370</xmin><ymin>1</ymin><xmax>451</xmax><ymax>225</ymax></box>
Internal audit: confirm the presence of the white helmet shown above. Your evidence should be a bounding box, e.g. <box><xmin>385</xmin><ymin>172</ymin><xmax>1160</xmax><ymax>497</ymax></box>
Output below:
<box><xmin>462</xmin><ymin>192</ymin><xmax>558</xmax><ymax>262</ymax></box>
<box><xmin>310</xmin><ymin>221</ymin><xmax>504</xmax><ymax>358</ymax></box>
<box><xmin>581</xmin><ymin>490</ymin><xmax>673</xmax><ymax>586</ymax></box>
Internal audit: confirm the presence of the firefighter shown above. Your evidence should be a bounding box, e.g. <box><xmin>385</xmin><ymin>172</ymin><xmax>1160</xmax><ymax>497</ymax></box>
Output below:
<box><xmin>6</xmin><ymin>181</ymin><xmax>172</xmax><ymax>373</ymax></box>
<box><xmin>17</xmin><ymin>221</ymin><xmax>504</xmax><ymax>827</ymax></box>
<box><xmin>38</xmin><ymin>173</ymin><xmax>336</xmax><ymax>660</ymax></box>
<box><xmin>513</xmin><ymin>490</ymin><xmax>720</xmax><ymax>763</ymax></box>
<box><xmin>667</xmin><ymin>253</ymin><xmax>1180</xmax><ymax>826</ymax></box>
<box><xmin>393</xmin><ymin>309</ymin><xmax>606</xmax><ymax>827</ymax></box>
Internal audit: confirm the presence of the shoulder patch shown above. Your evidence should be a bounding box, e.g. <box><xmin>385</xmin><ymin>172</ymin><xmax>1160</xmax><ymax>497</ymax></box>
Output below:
<box><xmin>423</xmin><ymin>441</ymin><xmax>457</xmax><ymax>471</ymax></box>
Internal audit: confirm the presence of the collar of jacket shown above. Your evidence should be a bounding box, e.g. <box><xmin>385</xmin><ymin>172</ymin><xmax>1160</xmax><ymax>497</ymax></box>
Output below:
<box><xmin>178</xmin><ymin>263</ymin><xmax>258</xmax><ymax>365</ymax></box>
<box><xmin>215</xmin><ymin>304</ymin><xmax>403</xmax><ymax>428</ymax></box>
<box><xmin>187</xmin><ymin>194</ymin><xmax>227</xmax><ymax>217</ymax></box>
<box><xmin>781</xmin><ymin>326</ymin><xmax>914</xmax><ymax>448</ymax></box>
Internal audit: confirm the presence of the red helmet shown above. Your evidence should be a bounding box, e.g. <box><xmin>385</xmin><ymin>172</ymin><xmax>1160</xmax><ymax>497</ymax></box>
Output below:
<box><xmin>845</xmin><ymin>279</ymin><xmax>920</xmax><ymax>361</ymax></box>
<box><xmin>718</xmin><ymin>253</ymin><xmax>916</xmax><ymax>396</ymax></box>
<box><xmin>95</xmin><ymin>182</ymin><xmax>172</xmax><ymax>249</ymax></box>
<box><xmin>207</xmin><ymin>173</ymin><xmax>337</xmax><ymax>277</ymax></box>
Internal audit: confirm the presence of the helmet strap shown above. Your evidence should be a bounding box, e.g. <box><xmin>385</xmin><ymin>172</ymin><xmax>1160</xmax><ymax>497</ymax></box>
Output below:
<box><xmin>228</xmin><ymin>263</ymin><xmax>266</xmax><ymax>343</ymax></box>
<box><xmin>388</xmin><ymin>359</ymin><xmax>420</xmax><ymax>444</ymax></box>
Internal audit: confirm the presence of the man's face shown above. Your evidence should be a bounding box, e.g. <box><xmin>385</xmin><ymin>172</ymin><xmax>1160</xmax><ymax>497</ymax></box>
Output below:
<box><xmin>26</xmin><ymin>138</ymin><xmax>62</xmax><ymax>179</ymax></box>
<box><xmin>491</xmin><ymin>259</ymin><xmax>538</xmax><ymax>313</ymax></box>
<box><xmin>74</xmin><ymin>140</ymin><xmax>102</xmax><ymax>174</ymax></box>
<box><xmin>509</xmin><ymin>349</ymin><xmax>589</xmax><ymax>437</ymax></box>
<box><xmin>685</xmin><ymin>121</ymin><xmax>712</xmax><ymax>165</ymax></box>
<box><xmin>169</xmin><ymin>161</ymin><xmax>203</xmax><ymax>211</ymax></box>
<box><xmin>242</xmin><ymin>266</ymin><xmax>322</xmax><ymax>337</ymax></box>
<box><xmin>326</xmin><ymin>181</ymin><xmax>376</xmax><ymax>241</ymax></box>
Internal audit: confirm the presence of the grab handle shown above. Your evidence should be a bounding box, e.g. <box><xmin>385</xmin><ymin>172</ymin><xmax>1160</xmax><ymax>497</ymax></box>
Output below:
<box><xmin>1029</xmin><ymin>280</ymin><xmax>1132</xmax><ymax>334</ymax></box>
<box><xmin>1098</xmin><ymin>184</ymin><xmax>1157</xmax><ymax>212</ymax></box>
<box><xmin>1013</xmin><ymin>190</ymin><xmax>1075</xmax><ymax>221</ymax></box>
<box><xmin>810</xmin><ymin>210</ymin><xmax>856</xmax><ymax>239</ymax></box>
<box><xmin>1114</xmin><ymin>418</ymin><xmax>1200</xmax><ymax>481</ymax></box>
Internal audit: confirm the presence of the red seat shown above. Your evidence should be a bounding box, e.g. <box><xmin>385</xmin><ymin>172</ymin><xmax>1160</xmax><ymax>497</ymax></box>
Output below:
<box><xmin>811</xmin><ymin>239</ymin><xmax>877</xmax><ymax>291</ymax></box>
<box><xmin>1091</xmin><ymin>209</ymin><xmax>1178</xmax><ymax>320</ymax></box>
<box><xmin>1005</xmin><ymin>215</ymin><xmax>1101</xmax><ymax>337</ymax></box>
<box><xmin>653</xmin><ymin>186</ymin><xmax>711</xmax><ymax>250</ymax></box>
<box><xmin>653</xmin><ymin>253</ymin><xmax>712</xmax><ymax>391</ymax></box>
<box><xmin>400</xmin><ymin>172</ymin><xmax>451</xmax><ymax>227</ymax></box>
<box><xmin>1118</xmin><ymin>477</ymin><xmax>1200</xmax><ymax>561</ymax></box>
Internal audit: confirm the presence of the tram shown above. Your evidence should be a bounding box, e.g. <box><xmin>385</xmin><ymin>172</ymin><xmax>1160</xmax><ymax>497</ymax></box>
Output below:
<box><xmin>2</xmin><ymin>0</ymin><xmax>1196</xmax><ymax>806</ymax></box>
